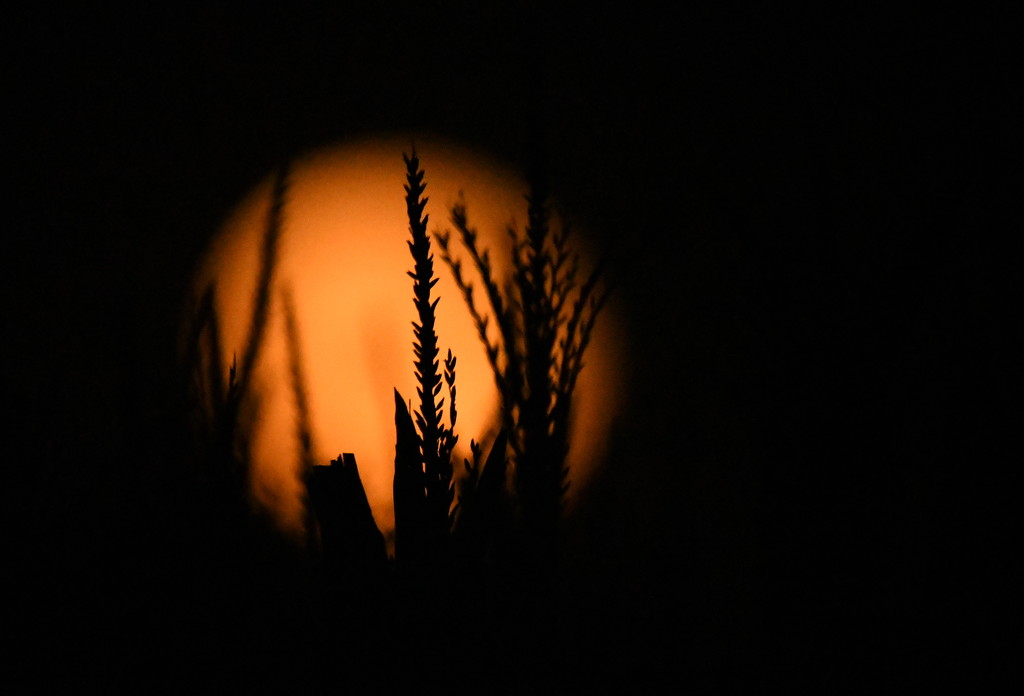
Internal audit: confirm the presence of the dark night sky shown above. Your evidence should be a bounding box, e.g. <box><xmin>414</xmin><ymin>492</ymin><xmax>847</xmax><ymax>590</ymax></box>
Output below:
<box><xmin>6</xmin><ymin>5</ymin><xmax>1017</xmax><ymax>690</ymax></box>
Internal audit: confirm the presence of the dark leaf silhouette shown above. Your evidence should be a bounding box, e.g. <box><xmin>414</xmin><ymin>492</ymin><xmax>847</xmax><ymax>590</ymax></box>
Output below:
<box><xmin>308</xmin><ymin>453</ymin><xmax>388</xmax><ymax>583</ymax></box>
<box><xmin>393</xmin><ymin>388</ymin><xmax>428</xmax><ymax>571</ymax></box>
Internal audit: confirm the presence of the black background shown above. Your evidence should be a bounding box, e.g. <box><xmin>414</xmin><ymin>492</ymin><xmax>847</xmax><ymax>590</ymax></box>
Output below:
<box><xmin>7</xmin><ymin>4</ymin><xmax>1017</xmax><ymax>690</ymax></box>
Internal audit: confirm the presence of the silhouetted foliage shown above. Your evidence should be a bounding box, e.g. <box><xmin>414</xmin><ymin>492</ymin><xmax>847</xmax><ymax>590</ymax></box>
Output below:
<box><xmin>436</xmin><ymin>169</ymin><xmax>609</xmax><ymax>548</ymax></box>
<box><xmin>180</xmin><ymin>148</ymin><xmax>602</xmax><ymax>690</ymax></box>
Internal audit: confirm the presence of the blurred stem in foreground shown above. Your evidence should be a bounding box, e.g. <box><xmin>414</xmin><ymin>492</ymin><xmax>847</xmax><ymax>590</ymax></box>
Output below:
<box><xmin>184</xmin><ymin>162</ymin><xmax>291</xmax><ymax>508</ymax></box>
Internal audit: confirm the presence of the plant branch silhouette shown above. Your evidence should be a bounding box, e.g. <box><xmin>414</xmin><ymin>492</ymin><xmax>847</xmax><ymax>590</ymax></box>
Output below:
<box><xmin>436</xmin><ymin>173</ymin><xmax>609</xmax><ymax>541</ymax></box>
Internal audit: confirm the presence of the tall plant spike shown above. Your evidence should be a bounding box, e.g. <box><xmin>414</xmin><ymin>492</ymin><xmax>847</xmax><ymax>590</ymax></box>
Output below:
<box><xmin>398</xmin><ymin>149</ymin><xmax>458</xmax><ymax>562</ymax></box>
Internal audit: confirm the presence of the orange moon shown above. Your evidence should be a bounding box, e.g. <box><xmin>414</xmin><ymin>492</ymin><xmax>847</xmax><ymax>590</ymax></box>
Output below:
<box><xmin>188</xmin><ymin>134</ymin><xmax>625</xmax><ymax>548</ymax></box>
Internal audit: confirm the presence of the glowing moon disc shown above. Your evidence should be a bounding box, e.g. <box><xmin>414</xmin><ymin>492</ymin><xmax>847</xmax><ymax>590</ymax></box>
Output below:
<box><xmin>189</xmin><ymin>134</ymin><xmax>624</xmax><ymax>546</ymax></box>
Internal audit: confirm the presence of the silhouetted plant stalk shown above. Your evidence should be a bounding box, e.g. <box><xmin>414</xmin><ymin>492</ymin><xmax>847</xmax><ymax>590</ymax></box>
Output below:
<box><xmin>185</xmin><ymin>162</ymin><xmax>291</xmax><ymax>504</ymax></box>
<box><xmin>394</xmin><ymin>150</ymin><xmax>459</xmax><ymax>570</ymax></box>
<box><xmin>436</xmin><ymin>173</ymin><xmax>609</xmax><ymax>544</ymax></box>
